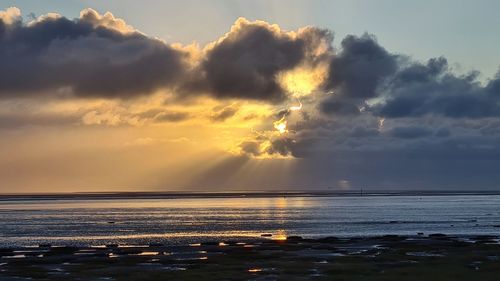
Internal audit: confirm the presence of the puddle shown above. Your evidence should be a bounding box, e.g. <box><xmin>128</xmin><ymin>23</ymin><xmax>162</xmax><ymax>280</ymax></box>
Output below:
<box><xmin>2</xmin><ymin>254</ymin><xmax>26</xmax><ymax>259</ymax></box>
<box><xmin>248</xmin><ymin>268</ymin><xmax>263</xmax><ymax>273</ymax></box>
<box><xmin>163</xmin><ymin>266</ymin><xmax>187</xmax><ymax>271</ymax></box>
<box><xmin>134</xmin><ymin>251</ymin><xmax>159</xmax><ymax>256</ymax></box>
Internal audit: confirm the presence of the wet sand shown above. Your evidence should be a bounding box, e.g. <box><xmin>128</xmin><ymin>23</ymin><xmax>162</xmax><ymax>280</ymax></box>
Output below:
<box><xmin>1</xmin><ymin>234</ymin><xmax>499</xmax><ymax>280</ymax></box>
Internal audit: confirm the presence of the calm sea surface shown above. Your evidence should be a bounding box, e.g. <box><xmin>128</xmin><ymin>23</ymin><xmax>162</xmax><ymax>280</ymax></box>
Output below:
<box><xmin>1</xmin><ymin>195</ymin><xmax>499</xmax><ymax>246</ymax></box>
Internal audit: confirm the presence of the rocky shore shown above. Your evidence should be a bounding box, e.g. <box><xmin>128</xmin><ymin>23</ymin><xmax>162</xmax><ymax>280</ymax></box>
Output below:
<box><xmin>1</xmin><ymin>234</ymin><xmax>500</xmax><ymax>280</ymax></box>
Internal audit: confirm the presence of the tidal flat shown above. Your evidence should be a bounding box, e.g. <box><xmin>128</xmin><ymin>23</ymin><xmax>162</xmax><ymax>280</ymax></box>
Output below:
<box><xmin>1</xmin><ymin>235</ymin><xmax>500</xmax><ymax>280</ymax></box>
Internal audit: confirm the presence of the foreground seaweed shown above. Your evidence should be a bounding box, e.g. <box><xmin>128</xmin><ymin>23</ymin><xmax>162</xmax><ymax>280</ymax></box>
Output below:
<box><xmin>1</xmin><ymin>235</ymin><xmax>499</xmax><ymax>280</ymax></box>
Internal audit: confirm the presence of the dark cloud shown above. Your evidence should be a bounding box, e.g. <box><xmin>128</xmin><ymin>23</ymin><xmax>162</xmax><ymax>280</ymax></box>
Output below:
<box><xmin>319</xmin><ymin>37</ymin><xmax>500</xmax><ymax>120</ymax></box>
<box><xmin>435</xmin><ymin>127</ymin><xmax>451</xmax><ymax>138</ymax></box>
<box><xmin>349</xmin><ymin>126</ymin><xmax>379</xmax><ymax>138</ymax></box>
<box><xmin>388</xmin><ymin>126</ymin><xmax>433</xmax><ymax>139</ymax></box>
<box><xmin>0</xmin><ymin>9</ymin><xmax>188</xmax><ymax>98</ymax></box>
<box><xmin>0</xmin><ymin>112</ymin><xmax>81</xmax><ymax>129</ymax></box>
<box><xmin>374</xmin><ymin>58</ymin><xmax>500</xmax><ymax>118</ymax></box>
<box><xmin>324</xmin><ymin>33</ymin><xmax>397</xmax><ymax>99</ymax></box>
<box><xmin>153</xmin><ymin>111</ymin><xmax>190</xmax><ymax>122</ymax></box>
<box><xmin>320</xmin><ymin>33</ymin><xmax>397</xmax><ymax>115</ymax></box>
<box><xmin>320</xmin><ymin>97</ymin><xmax>361</xmax><ymax>116</ymax></box>
<box><xmin>184</xmin><ymin>19</ymin><xmax>332</xmax><ymax>102</ymax></box>
<box><xmin>0</xmin><ymin>10</ymin><xmax>335</xmax><ymax>102</ymax></box>
<box><xmin>210</xmin><ymin>105</ymin><xmax>238</xmax><ymax>122</ymax></box>
<box><xmin>239</xmin><ymin>141</ymin><xmax>261</xmax><ymax>157</ymax></box>
<box><xmin>266</xmin><ymin>137</ymin><xmax>296</xmax><ymax>156</ymax></box>
<box><xmin>487</xmin><ymin>73</ymin><xmax>500</xmax><ymax>95</ymax></box>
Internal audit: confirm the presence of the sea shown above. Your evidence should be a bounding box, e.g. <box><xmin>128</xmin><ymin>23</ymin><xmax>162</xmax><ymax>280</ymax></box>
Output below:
<box><xmin>1</xmin><ymin>194</ymin><xmax>499</xmax><ymax>247</ymax></box>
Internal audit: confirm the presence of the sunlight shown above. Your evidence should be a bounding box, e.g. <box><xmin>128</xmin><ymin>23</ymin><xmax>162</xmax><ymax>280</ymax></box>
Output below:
<box><xmin>273</xmin><ymin>230</ymin><xmax>288</xmax><ymax>241</ymax></box>
<box><xmin>273</xmin><ymin>116</ymin><xmax>288</xmax><ymax>134</ymax></box>
<box><xmin>278</xmin><ymin>65</ymin><xmax>327</xmax><ymax>97</ymax></box>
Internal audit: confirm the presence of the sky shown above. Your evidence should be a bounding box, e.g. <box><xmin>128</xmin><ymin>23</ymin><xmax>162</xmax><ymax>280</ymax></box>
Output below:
<box><xmin>1</xmin><ymin>1</ymin><xmax>500</xmax><ymax>193</ymax></box>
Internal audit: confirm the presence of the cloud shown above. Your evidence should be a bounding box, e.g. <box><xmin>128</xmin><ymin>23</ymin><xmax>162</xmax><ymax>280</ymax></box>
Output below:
<box><xmin>0</xmin><ymin>111</ymin><xmax>80</xmax><ymax>129</ymax></box>
<box><xmin>266</xmin><ymin>137</ymin><xmax>297</xmax><ymax>156</ymax></box>
<box><xmin>239</xmin><ymin>141</ymin><xmax>262</xmax><ymax>157</ymax></box>
<box><xmin>0</xmin><ymin>9</ymin><xmax>334</xmax><ymax>104</ymax></box>
<box><xmin>319</xmin><ymin>96</ymin><xmax>362</xmax><ymax>115</ymax></box>
<box><xmin>0</xmin><ymin>8</ymin><xmax>189</xmax><ymax>98</ymax></box>
<box><xmin>78</xmin><ymin>8</ymin><xmax>135</xmax><ymax>33</ymax></box>
<box><xmin>373</xmin><ymin>58</ymin><xmax>500</xmax><ymax>118</ymax></box>
<box><xmin>210</xmin><ymin>104</ymin><xmax>238</xmax><ymax>122</ymax></box>
<box><xmin>319</xmin><ymin>33</ymin><xmax>397</xmax><ymax>116</ymax></box>
<box><xmin>388</xmin><ymin>126</ymin><xmax>433</xmax><ymax>139</ymax></box>
<box><xmin>324</xmin><ymin>33</ymin><xmax>397</xmax><ymax>99</ymax></box>
<box><xmin>183</xmin><ymin>18</ymin><xmax>333</xmax><ymax>102</ymax></box>
<box><xmin>0</xmin><ymin>7</ymin><xmax>20</xmax><ymax>25</ymax></box>
<box><xmin>153</xmin><ymin>111</ymin><xmax>190</xmax><ymax>122</ymax></box>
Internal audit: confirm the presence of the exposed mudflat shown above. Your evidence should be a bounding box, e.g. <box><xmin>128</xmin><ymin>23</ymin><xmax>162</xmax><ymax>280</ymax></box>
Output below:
<box><xmin>1</xmin><ymin>235</ymin><xmax>500</xmax><ymax>280</ymax></box>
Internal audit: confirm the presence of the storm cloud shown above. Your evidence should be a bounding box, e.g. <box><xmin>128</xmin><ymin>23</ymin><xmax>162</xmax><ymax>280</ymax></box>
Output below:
<box><xmin>184</xmin><ymin>18</ymin><xmax>333</xmax><ymax>102</ymax></box>
<box><xmin>374</xmin><ymin>58</ymin><xmax>500</xmax><ymax>118</ymax></box>
<box><xmin>0</xmin><ymin>9</ymin><xmax>334</xmax><ymax>102</ymax></box>
<box><xmin>324</xmin><ymin>33</ymin><xmax>397</xmax><ymax>99</ymax></box>
<box><xmin>319</xmin><ymin>34</ymin><xmax>397</xmax><ymax>116</ymax></box>
<box><xmin>0</xmin><ymin>8</ymin><xmax>189</xmax><ymax>98</ymax></box>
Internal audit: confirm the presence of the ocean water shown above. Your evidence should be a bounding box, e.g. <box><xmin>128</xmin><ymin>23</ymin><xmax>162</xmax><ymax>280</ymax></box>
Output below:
<box><xmin>0</xmin><ymin>195</ymin><xmax>499</xmax><ymax>247</ymax></box>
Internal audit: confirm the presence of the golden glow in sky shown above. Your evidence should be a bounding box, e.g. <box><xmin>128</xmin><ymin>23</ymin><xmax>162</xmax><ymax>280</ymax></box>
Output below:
<box><xmin>0</xmin><ymin>7</ymin><xmax>328</xmax><ymax>192</ymax></box>
<box><xmin>278</xmin><ymin>65</ymin><xmax>328</xmax><ymax>97</ymax></box>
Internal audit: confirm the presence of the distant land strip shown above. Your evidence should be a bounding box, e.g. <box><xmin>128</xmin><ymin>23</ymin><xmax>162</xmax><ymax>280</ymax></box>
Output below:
<box><xmin>2</xmin><ymin>190</ymin><xmax>500</xmax><ymax>201</ymax></box>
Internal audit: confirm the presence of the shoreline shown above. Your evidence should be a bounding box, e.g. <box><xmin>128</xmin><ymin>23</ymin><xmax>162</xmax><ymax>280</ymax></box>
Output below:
<box><xmin>1</xmin><ymin>234</ymin><xmax>499</xmax><ymax>280</ymax></box>
<box><xmin>2</xmin><ymin>190</ymin><xmax>500</xmax><ymax>201</ymax></box>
